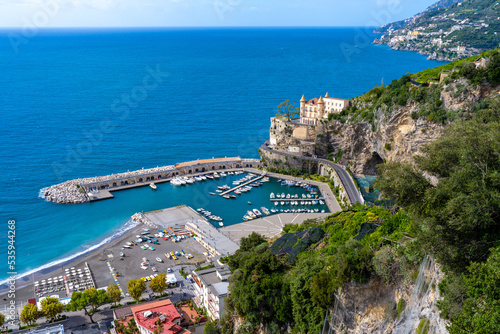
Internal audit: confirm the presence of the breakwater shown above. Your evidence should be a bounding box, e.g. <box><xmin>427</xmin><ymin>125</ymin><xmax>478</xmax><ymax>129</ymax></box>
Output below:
<box><xmin>42</xmin><ymin>157</ymin><xmax>261</xmax><ymax>204</ymax></box>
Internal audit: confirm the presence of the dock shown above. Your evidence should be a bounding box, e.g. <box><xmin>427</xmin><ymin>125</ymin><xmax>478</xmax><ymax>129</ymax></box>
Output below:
<box><xmin>219</xmin><ymin>174</ymin><xmax>265</xmax><ymax>196</ymax></box>
<box><xmin>269</xmin><ymin>197</ymin><xmax>325</xmax><ymax>201</ymax></box>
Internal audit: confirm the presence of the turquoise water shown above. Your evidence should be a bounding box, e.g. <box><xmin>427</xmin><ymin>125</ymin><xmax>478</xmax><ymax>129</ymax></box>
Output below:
<box><xmin>0</xmin><ymin>28</ymin><xmax>446</xmax><ymax>280</ymax></box>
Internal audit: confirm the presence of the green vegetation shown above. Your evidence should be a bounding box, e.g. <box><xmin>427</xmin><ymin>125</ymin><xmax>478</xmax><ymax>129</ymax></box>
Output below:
<box><xmin>375</xmin><ymin>106</ymin><xmax>500</xmax><ymax>332</ymax></box>
<box><xmin>127</xmin><ymin>279</ymin><xmax>146</xmax><ymax>303</ymax></box>
<box><xmin>179</xmin><ymin>267</ymin><xmax>188</xmax><ymax>278</ymax></box>
<box><xmin>328</xmin><ymin>49</ymin><xmax>500</xmax><ymax>126</ymax></box>
<box><xmin>149</xmin><ymin>273</ymin><xmax>167</xmax><ymax>295</ymax></box>
<box><xmin>106</xmin><ymin>284</ymin><xmax>122</xmax><ymax>306</ymax></box>
<box><xmin>40</xmin><ymin>297</ymin><xmax>63</xmax><ymax>321</ymax></box>
<box><xmin>417</xmin><ymin>318</ymin><xmax>431</xmax><ymax>334</ymax></box>
<box><xmin>276</xmin><ymin>100</ymin><xmax>300</xmax><ymax>120</ymax></box>
<box><xmin>20</xmin><ymin>303</ymin><xmax>39</xmax><ymax>326</ymax></box>
<box><xmin>223</xmin><ymin>205</ymin><xmax>422</xmax><ymax>333</ymax></box>
<box><xmin>66</xmin><ymin>288</ymin><xmax>111</xmax><ymax>323</ymax></box>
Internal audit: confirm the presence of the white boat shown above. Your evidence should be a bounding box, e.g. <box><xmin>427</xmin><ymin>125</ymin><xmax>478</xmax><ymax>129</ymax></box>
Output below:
<box><xmin>286</xmin><ymin>194</ymin><xmax>290</xmax><ymax>199</ymax></box>
<box><xmin>149</xmin><ymin>183</ymin><xmax>157</xmax><ymax>190</ymax></box>
<box><xmin>213</xmin><ymin>173</ymin><xmax>220</xmax><ymax>179</ymax></box>
<box><xmin>156</xmin><ymin>257</ymin><xmax>163</xmax><ymax>263</ymax></box>
<box><xmin>185</xmin><ymin>177</ymin><xmax>194</xmax><ymax>184</ymax></box>
<box><xmin>319</xmin><ymin>200</ymin><xmax>325</xmax><ymax>205</ymax></box>
<box><xmin>253</xmin><ymin>209</ymin><xmax>262</xmax><ymax>217</ymax></box>
<box><xmin>219</xmin><ymin>222</ymin><xmax>224</xmax><ymax>227</ymax></box>
<box><xmin>270</xmin><ymin>192</ymin><xmax>275</xmax><ymax>199</ymax></box>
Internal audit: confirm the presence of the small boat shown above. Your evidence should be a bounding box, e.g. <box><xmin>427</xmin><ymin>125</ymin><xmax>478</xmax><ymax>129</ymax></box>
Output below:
<box><xmin>247</xmin><ymin>210</ymin><xmax>256</xmax><ymax>218</ymax></box>
<box><xmin>209</xmin><ymin>192</ymin><xmax>216</xmax><ymax>196</ymax></box>
<box><xmin>123</xmin><ymin>245</ymin><xmax>131</xmax><ymax>249</ymax></box>
<box><xmin>219</xmin><ymin>222</ymin><xmax>224</xmax><ymax>227</ymax></box>
<box><xmin>235</xmin><ymin>190</ymin><xmax>241</xmax><ymax>195</ymax></box>
<box><xmin>120</xmin><ymin>252</ymin><xmax>124</xmax><ymax>257</ymax></box>
<box><xmin>223</xmin><ymin>195</ymin><xmax>230</xmax><ymax>199</ymax></box>
<box><xmin>229</xmin><ymin>195</ymin><xmax>236</xmax><ymax>199</ymax></box>
<box><xmin>261</xmin><ymin>207</ymin><xmax>270</xmax><ymax>215</ymax></box>
<box><xmin>206</xmin><ymin>175</ymin><xmax>214</xmax><ymax>180</ymax></box>
<box><xmin>275</xmin><ymin>202</ymin><xmax>279</xmax><ymax>206</ymax></box>
<box><xmin>156</xmin><ymin>257</ymin><xmax>163</xmax><ymax>263</ymax></box>
<box><xmin>149</xmin><ymin>183</ymin><xmax>157</xmax><ymax>190</ymax></box>
<box><xmin>248</xmin><ymin>201</ymin><xmax>252</xmax><ymax>205</ymax></box>
<box><xmin>253</xmin><ymin>209</ymin><xmax>262</xmax><ymax>217</ymax></box>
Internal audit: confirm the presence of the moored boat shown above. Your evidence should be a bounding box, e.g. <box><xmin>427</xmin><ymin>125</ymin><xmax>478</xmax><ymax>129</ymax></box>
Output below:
<box><xmin>149</xmin><ymin>183</ymin><xmax>157</xmax><ymax>190</ymax></box>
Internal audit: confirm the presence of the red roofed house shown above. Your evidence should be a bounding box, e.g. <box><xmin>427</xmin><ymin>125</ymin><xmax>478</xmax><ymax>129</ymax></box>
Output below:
<box><xmin>131</xmin><ymin>300</ymin><xmax>190</xmax><ymax>334</ymax></box>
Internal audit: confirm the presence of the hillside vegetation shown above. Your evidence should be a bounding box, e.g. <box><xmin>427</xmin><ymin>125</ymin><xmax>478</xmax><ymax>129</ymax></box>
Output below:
<box><xmin>327</xmin><ymin>49</ymin><xmax>500</xmax><ymax>126</ymax></box>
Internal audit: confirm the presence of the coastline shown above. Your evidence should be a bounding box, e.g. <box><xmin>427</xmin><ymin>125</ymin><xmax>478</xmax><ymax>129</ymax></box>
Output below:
<box><xmin>0</xmin><ymin>219</ymin><xmax>140</xmax><ymax>291</ymax></box>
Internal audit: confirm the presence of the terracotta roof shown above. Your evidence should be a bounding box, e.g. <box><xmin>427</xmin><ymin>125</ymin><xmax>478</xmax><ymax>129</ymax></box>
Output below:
<box><xmin>132</xmin><ymin>300</ymin><xmax>184</xmax><ymax>334</ymax></box>
<box><xmin>306</xmin><ymin>98</ymin><xmax>319</xmax><ymax>105</ymax></box>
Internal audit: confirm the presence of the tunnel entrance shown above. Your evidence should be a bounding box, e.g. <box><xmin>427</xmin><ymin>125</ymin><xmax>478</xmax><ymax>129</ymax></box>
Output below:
<box><xmin>363</xmin><ymin>151</ymin><xmax>384</xmax><ymax>175</ymax></box>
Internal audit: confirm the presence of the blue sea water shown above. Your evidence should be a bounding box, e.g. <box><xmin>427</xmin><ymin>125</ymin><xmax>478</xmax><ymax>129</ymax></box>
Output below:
<box><xmin>0</xmin><ymin>28</ymin><xmax>446</xmax><ymax>281</ymax></box>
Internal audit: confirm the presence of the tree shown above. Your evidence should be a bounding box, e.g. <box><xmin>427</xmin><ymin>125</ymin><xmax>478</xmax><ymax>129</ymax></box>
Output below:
<box><xmin>40</xmin><ymin>297</ymin><xmax>63</xmax><ymax>321</ymax></box>
<box><xmin>0</xmin><ymin>312</ymin><xmax>5</xmax><ymax>327</ymax></box>
<box><xmin>447</xmin><ymin>246</ymin><xmax>500</xmax><ymax>334</ymax></box>
<box><xmin>203</xmin><ymin>321</ymin><xmax>221</xmax><ymax>334</ymax></box>
<box><xmin>375</xmin><ymin>116</ymin><xmax>500</xmax><ymax>273</ymax></box>
<box><xmin>276</xmin><ymin>100</ymin><xmax>300</xmax><ymax>120</ymax></box>
<box><xmin>66</xmin><ymin>288</ymin><xmax>111</xmax><ymax>323</ymax></box>
<box><xmin>153</xmin><ymin>318</ymin><xmax>164</xmax><ymax>334</ymax></box>
<box><xmin>106</xmin><ymin>284</ymin><xmax>122</xmax><ymax>306</ymax></box>
<box><xmin>20</xmin><ymin>303</ymin><xmax>39</xmax><ymax>326</ymax></box>
<box><xmin>126</xmin><ymin>318</ymin><xmax>138</xmax><ymax>334</ymax></box>
<box><xmin>127</xmin><ymin>279</ymin><xmax>146</xmax><ymax>302</ymax></box>
<box><xmin>149</xmin><ymin>273</ymin><xmax>167</xmax><ymax>296</ymax></box>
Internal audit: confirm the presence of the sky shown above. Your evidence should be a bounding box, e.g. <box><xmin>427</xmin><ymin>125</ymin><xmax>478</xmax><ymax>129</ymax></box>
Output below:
<box><xmin>0</xmin><ymin>0</ymin><xmax>438</xmax><ymax>28</ymax></box>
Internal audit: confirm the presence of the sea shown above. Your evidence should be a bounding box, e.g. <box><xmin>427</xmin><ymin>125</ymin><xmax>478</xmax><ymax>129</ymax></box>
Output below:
<box><xmin>0</xmin><ymin>27</ymin><xmax>446</xmax><ymax>282</ymax></box>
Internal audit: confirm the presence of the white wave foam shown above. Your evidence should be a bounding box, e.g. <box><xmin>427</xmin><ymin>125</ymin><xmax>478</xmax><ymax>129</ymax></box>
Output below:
<box><xmin>0</xmin><ymin>219</ymin><xmax>140</xmax><ymax>286</ymax></box>
<box><xmin>38</xmin><ymin>187</ymin><xmax>48</xmax><ymax>199</ymax></box>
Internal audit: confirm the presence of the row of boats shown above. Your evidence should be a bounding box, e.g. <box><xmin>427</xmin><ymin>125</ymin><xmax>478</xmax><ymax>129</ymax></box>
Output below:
<box><xmin>170</xmin><ymin>171</ymin><xmax>244</xmax><ymax>186</ymax></box>
<box><xmin>270</xmin><ymin>192</ymin><xmax>319</xmax><ymax>199</ymax></box>
<box><xmin>242</xmin><ymin>206</ymin><xmax>325</xmax><ymax>220</ymax></box>
<box><xmin>197</xmin><ymin>208</ymin><xmax>224</xmax><ymax>226</ymax></box>
<box><xmin>274</xmin><ymin>200</ymin><xmax>325</xmax><ymax>206</ymax></box>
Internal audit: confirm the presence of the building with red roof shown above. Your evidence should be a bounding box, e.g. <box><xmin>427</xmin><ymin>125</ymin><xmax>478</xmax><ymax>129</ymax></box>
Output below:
<box><xmin>131</xmin><ymin>299</ymin><xmax>190</xmax><ymax>334</ymax></box>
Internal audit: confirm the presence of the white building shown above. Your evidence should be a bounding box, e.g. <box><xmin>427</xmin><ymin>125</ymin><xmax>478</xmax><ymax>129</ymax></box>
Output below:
<box><xmin>191</xmin><ymin>266</ymin><xmax>230</xmax><ymax>320</ymax></box>
<box><xmin>300</xmin><ymin>93</ymin><xmax>349</xmax><ymax>125</ymax></box>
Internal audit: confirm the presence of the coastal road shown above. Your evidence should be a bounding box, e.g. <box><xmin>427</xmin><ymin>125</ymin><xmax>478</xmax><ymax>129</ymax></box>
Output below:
<box><xmin>260</xmin><ymin>141</ymin><xmax>363</xmax><ymax>205</ymax></box>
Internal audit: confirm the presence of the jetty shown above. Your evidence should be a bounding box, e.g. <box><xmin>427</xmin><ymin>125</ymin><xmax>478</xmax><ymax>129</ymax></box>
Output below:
<box><xmin>219</xmin><ymin>173</ymin><xmax>265</xmax><ymax>196</ymax></box>
<box><xmin>42</xmin><ymin>157</ymin><xmax>260</xmax><ymax>204</ymax></box>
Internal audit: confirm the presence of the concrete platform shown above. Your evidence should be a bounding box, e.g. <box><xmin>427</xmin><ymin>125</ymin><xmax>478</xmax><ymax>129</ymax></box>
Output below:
<box><xmin>220</xmin><ymin>212</ymin><xmax>329</xmax><ymax>244</ymax></box>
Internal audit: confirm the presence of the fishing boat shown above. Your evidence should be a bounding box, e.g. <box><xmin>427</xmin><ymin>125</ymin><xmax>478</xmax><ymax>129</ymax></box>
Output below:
<box><xmin>149</xmin><ymin>183</ymin><xmax>157</xmax><ymax>190</ymax></box>
<box><xmin>253</xmin><ymin>209</ymin><xmax>262</xmax><ymax>217</ymax></box>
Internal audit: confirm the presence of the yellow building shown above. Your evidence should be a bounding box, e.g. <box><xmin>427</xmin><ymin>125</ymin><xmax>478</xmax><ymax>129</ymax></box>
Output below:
<box><xmin>300</xmin><ymin>93</ymin><xmax>349</xmax><ymax>125</ymax></box>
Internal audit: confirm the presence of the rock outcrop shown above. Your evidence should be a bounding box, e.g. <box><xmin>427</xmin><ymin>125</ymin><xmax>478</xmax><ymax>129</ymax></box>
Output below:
<box><xmin>326</xmin><ymin>107</ymin><xmax>444</xmax><ymax>175</ymax></box>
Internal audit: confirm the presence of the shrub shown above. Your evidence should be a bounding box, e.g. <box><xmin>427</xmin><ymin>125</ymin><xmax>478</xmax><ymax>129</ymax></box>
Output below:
<box><xmin>397</xmin><ymin>298</ymin><xmax>405</xmax><ymax>318</ymax></box>
<box><xmin>417</xmin><ymin>318</ymin><xmax>430</xmax><ymax>334</ymax></box>
<box><xmin>385</xmin><ymin>143</ymin><xmax>392</xmax><ymax>151</ymax></box>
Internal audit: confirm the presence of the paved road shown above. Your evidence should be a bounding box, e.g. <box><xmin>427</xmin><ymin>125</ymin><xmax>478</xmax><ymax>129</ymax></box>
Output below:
<box><xmin>260</xmin><ymin>141</ymin><xmax>364</xmax><ymax>205</ymax></box>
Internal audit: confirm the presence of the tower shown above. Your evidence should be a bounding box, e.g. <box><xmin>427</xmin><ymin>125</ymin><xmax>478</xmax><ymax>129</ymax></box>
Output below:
<box><xmin>300</xmin><ymin>95</ymin><xmax>307</xmax><ymax>122</ymax></box>
<box><xmin>318</xmin><ymin>96</ymin><xmax>325</xmax><ymax>119</ymax></box>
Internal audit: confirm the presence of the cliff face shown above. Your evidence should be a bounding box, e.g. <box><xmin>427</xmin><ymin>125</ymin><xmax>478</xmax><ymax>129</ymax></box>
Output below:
<box><xmin>335</xmin><ymin>258</ymin><xmax>448</xmax><ymax>334</ymax></box>
<box><xmin>326</xmin><ymin>108</ymin><xmax>444</xmax><ymax>175</ymax></box>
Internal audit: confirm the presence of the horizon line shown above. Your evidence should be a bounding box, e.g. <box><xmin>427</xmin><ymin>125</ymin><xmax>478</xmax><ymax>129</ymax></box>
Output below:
<box><xmin>0</xmin><ymin>25</ymin><xmax>381</xmax><ymax>30</ymax></box>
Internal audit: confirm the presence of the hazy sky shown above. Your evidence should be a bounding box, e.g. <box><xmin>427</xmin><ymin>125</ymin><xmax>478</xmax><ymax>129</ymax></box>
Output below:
<box><xmin>0</xmin><ymin>0</ymin><xmax>438</xmax><ymax>28</ymax></box>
